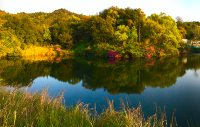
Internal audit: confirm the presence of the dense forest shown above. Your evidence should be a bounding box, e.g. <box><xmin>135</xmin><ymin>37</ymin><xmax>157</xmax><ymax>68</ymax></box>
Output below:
<box><xmin>0</xmin><ymin>6</ymin><xmax>200</xmax><ymax>58</ymax></box>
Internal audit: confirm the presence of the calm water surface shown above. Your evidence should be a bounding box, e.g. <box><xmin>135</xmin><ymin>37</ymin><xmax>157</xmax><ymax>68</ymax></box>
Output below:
<box><xmin>1</xmin><ymin>54</ymin><xmax>200</xmax><ymax>126</ymax></box>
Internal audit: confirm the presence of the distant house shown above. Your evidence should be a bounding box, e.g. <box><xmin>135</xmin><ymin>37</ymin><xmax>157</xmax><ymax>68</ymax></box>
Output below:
<box><xmin>181</xmin><ymin>39</ymin><xmax>200</xmax><ymax>46</ymax></box>
<box><xmin>191</xmin><ymin>40</ymin><xmax>200</xmax><ymax>44</ymax></box>
<box><xmin>182</xmin><ymin>39</ymin><xmax>188</xmax><ymax>44</ymax></box>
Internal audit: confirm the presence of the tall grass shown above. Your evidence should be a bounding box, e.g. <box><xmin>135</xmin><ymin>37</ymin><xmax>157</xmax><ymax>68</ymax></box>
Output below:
<box><xmin>21</xmin><ymin>45</ymin><xmax>56</xmax><ymax>56</ymax></box>
<box><xmin>0</xmin><ymin>84</ymin><xmax>177</xmax><ymax>127</ymax></box>
<box><xmin>20</xmin><ymin>45</ymin><xmax>72</xmax><ymax>57</ymax></box>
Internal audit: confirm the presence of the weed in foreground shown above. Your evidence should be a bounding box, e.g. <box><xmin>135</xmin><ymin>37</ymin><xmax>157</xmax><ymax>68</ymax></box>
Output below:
<box><xmin>0</xmin><ymin>84</ymin><xmax>177</xmax><ymax>127</ymax></box>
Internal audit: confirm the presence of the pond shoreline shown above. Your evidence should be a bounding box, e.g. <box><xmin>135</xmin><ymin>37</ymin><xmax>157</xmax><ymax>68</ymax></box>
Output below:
<box><xmin>0</xmin><ymin>46</ymin><xmax>196</xmax><ymax>59</ymax></box>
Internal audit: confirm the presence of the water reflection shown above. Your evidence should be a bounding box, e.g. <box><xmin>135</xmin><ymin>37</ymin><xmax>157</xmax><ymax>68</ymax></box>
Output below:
<box><xmin>0</xmin><ymin>54</ymin><xmax>200</xmax><ymax>95</ymax></box>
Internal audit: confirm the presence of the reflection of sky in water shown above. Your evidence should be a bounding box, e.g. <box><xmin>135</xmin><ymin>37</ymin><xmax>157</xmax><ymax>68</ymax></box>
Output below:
<box><xmin>29</xmin><ymin>69</ymin><xmax>200</xmax><ymax>126</ymax></box>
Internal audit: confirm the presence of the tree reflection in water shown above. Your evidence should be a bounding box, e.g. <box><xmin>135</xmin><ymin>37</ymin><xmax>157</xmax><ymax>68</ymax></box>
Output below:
<box><xmin>0</xmin><ymin>54</ymin><xmax>200</xmax><ymax>94</ymax></box>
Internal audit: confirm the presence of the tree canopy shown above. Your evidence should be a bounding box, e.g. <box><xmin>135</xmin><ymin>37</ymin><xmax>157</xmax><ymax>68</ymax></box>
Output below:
<box><xmin>0</xmin><ymin>7</ymin><xmax>197</xmax><ymax>57</ymax></box>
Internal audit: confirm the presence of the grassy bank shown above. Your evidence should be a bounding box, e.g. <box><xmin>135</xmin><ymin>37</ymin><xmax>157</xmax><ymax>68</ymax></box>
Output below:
<box><xmin>0</xmin><ymin>84</ymin><xmax>177</xmax><ymax>127</ymax></box>
<box><xmin>21</xmin><ymin>45</ymin><xmax>56</xmax><ymax>56</ymax></box>
<box><xmin>0</xmin><ymin>45</ymin><xmax>72</xmax><ymax>58</ymax></box>
<box><xmin>0</xmin><ymin>42</ymin><xmax>194</xmax><ymax>59</ymax></box>
<box><xmin>21</xmin><ymin>45</ymin><xmax>73</xmax><ymax>57</ymax></box>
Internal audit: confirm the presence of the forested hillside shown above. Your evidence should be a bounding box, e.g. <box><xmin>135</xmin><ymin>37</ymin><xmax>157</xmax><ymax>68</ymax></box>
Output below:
<box><xmin>0</xmin><ymin>6</ymin><xmax>198</xmax><ymax>58</ymax></box>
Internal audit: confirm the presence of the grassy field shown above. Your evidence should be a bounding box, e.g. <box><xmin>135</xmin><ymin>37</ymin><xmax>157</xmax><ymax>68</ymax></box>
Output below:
<box><xmin>0</xmin><ymin>83</ymin><xmax>177</xmax><ymax>127</ymax></box>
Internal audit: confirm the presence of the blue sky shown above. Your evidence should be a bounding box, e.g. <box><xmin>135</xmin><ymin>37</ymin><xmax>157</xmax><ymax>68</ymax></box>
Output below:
<box><xmin>0</xmin><ymin>0</ymin><xmax>199</xmax><ymax>21</ymax></box>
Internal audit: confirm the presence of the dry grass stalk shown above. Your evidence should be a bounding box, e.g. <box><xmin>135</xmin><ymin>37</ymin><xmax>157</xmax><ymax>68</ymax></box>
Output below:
<box><xmin>0</xmin><ymin>84</ymin><xmax>177</xmax><ymax>127</ymax></box>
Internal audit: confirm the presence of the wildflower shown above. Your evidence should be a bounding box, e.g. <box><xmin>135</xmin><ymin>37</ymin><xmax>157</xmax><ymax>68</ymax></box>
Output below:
<box><xmin>108</xmin><ymin>50</ymin><xmax>119</xmax><ymax>58</ymax></box>
<box><xmin>145</xmin><ymin>47</ymin><xmax>150</xmax><ymax>50</ymax></box>
<box><xmin>144</xmin><ymin>54</ymin><xmax>151</xmax><ymax>59</ymax></box>
<box><xmin>115</xmin><ymin>55</ymin><xmax>121</xmax><ymax>58</ymax></box>
<box><xmin>150</xmin><ymin>47</ymin><xmax>155</xmax><ymax>51</ymax></box>
<box><xmin>56</xmin><ymin>47</ymin><xmax>61</xmax><ymax>51</ymax></box>
<box><xmin>116</xmin><ymin>57</ymin><xmax>121</xmax><ymax>60</ymax></box>
<box><xmin>145</xmin><ymin>61</ymin><xmax>155</xmax><ymax>65</ymax></box>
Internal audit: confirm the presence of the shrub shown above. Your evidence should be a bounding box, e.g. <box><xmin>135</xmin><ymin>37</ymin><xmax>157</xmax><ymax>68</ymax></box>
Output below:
<box><xmin>53</xmin><ymin>44</ymin><xmax>62</xmax><ymax>51</ymax></box>
<box><xmin>73</xmin><ymin>43</ymin><xmax>89</xmax><ymax>55</ymax></box>
<box><xmin>144</xmin><ymin>46</ymin><xmax>156</xmax><ymax>58</ymax></box>
<box><xmin>92</xmin><ymin>43</ymin><xmax>110</xmax><ymax>57</ymax></box>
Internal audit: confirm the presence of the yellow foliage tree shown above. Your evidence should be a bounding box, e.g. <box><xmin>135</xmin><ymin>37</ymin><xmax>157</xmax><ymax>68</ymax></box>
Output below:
<box><xmin>143</xmin><ymin>12</ymin><xmax>182</xmax><ymax>55</ymax></box>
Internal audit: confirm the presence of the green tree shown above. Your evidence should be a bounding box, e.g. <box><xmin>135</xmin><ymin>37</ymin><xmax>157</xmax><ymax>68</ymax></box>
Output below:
<box><xmin>43</xmin><ymin>24</ymin><xmax>51</xmax><ymax>45</ymax></box>
<box><xmin>0</xmin><ymin>31</ymin><xmax>22</xmax><ymax>56</ymax></box>
<box><xmin>3</xmin><ymin>14</ymin><xmax>44</xmax><ymax>45</ymax></box>
<box><xmin>0</xmin><ymin>10</ymin><xmax>7</xmax><ymax>32</ymax></box>
<box><xmin>114</xmin><ymin>25</ymin><xmax>138</xmax><ymax>47</ymax></box>
<box><xmin>143</xmin><ymin>12</ymin><xmax>182</xmax><ymax>55</ymax></box>
<box><xmin>50</xmin><ymin>19</ymin><xmax>73</xmax><ymax>49</ymax></box>
<box><xmin>99</xmin><ymin>7</ymin><xmax>146</xmax><ymax>42</ymax></box>
<box><xmin>181</xmin><ymin>22</ymin><xmax>200</xmax><ymax>41</ymax></box>
<box><xmin>82</xmin><ymin>16</ymin><xmax>115</xmax><ymax>44</ymax></box>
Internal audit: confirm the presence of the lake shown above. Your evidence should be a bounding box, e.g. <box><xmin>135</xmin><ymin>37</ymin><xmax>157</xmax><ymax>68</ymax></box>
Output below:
<box><xmin>0</xmin><ymin>54</ymin><xmax>200</xmax><ymax>126</ymax></box>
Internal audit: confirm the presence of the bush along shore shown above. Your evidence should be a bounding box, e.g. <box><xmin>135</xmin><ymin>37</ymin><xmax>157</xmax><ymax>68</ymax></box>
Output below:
<box><xmin>0</xmin><ymin>42</ymin><xmax>192</xmax><ymax>59</ymax></box>
<box><xmin>0</xmin><ymin>83</ymin><xmax>178</xmax><ymax>127</ymax></box>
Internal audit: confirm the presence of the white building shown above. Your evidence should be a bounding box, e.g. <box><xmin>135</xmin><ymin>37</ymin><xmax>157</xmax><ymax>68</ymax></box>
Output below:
<box><xmin>182</xmin><ymin>39</ymin><xmax>187</xmax><ymax>44</ymax></box>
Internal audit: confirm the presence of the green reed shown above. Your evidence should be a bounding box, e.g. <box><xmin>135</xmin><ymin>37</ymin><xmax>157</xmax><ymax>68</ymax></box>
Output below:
<box><xmin>0</xmin><ymin>83</ymin><xmax>177</xmax><ymax>127</ymax></box>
